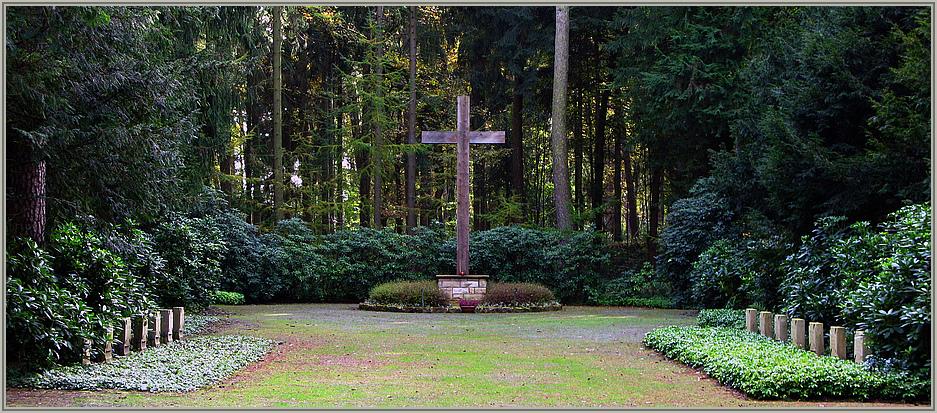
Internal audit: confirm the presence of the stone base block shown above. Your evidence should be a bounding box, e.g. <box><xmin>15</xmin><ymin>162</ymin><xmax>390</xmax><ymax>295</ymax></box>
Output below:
<box><xmin>436</xmin><ymin>274</ymin><xmax>488</xmax><ymax>303</ymax></box>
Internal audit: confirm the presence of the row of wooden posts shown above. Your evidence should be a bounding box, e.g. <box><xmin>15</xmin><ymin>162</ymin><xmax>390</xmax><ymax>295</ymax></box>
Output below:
<box><xmin>82</xmin><ymin>307</ymin><xmax>185</xmax><ymax>365</ymax></box>
<box><xmin>745</xmin><ymin>308</ymin><xmax>867</xmax><ymax>363</ymax></box>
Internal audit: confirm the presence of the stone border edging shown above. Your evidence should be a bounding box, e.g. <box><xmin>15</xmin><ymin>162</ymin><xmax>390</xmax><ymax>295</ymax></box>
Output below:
<box><xmin>357</xmin><ymin>303</ymin><xmax>563</xmax><ymax>313</ymax></box>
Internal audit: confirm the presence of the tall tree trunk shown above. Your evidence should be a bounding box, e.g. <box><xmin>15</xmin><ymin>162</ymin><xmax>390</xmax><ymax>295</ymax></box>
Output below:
<box><xmin>272</xmin><ymin>6</ymin><xmax>284</xmax><ymax>223</ymax></box>
<box><xmin>611</xmin><ymin>96</ymin><xmax>623</xmax><ymax>242</ymax></box>
<box><xmin>573</xmin><ymin>90</ymin><xmax>583</xmax><ymax>221</ymax></box>
<box><xmin>511</xmin><ymin>75</ymin><xmax>526</xmax><ymax>222</ymax></box>
<box><xmin>551</xmin><ymin>5</ymin><xmax>572</xmax><ymax>232</ymax></box>
<box><xmin>625</xmin><ymin>148</ymin><xmax>639</xmax><ymax>239</ymax></box>
<box><xmin>591</xmin><ymin>89</ymin><xmax>609</xmax><ymax>232</ymax></box>
<box><xmin>372</xmin><ymin>5</ymin><xmax>384</xmax><ymax>230</ymax></box>
<box><xmin>406</xmin><ymin>6</ymin><xmax>418</xmax><ymax>234</ymax></box>
<box><xmin>245</xmin><ymin>68</ymin><xmax>263</xmax><ymax>225</ymax></box>
<box><xmin>356</xmin><ymin>67</ymin><xmax>371</xmax><ymax>228</ymax></box>
<box><xmin>7</xmin><ymin>136</ymin><xmax>46</xmax><ymax>246</ymax></box>
<box><xmin>648</xmin><ymin>165</ymin><xmax>662</xmax><ymax>263</ymax></box>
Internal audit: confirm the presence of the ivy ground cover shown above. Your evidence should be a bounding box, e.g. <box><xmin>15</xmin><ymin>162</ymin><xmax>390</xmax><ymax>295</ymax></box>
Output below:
<box><xmin>5</xmin><ymin>304</ymin><xmax>927</xmax><ymax>408</ymax></box>
<box><xmin>643</xmin><ymin>325</ymin><xmax>929</xmax><ymax>401</ymax></box>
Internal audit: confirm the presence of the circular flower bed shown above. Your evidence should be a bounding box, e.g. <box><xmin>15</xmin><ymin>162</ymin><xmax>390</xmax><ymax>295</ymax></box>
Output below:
<box><xmin>357</xmin><ymin>302</ymin><xmax>563</xmax><ymax>313</ymax></box>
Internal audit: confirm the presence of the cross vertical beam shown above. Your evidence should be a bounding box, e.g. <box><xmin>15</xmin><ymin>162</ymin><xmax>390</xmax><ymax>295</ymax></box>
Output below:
<box><xmin>455</xmin><ymin>96</ymin><xmax>470</xmax><ymax>275</ymax></box>
<box><xmin>421</xmin><ymin>96</ymin><xmax>505</xmax><ymax>277</ymax></box>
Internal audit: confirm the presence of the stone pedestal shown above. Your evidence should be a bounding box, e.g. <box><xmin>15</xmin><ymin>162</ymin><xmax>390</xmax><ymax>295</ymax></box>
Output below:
<box><xmin>437</xmin><ymin>274</ymin><xmax>488</xmax><ymax>304</ymax></box>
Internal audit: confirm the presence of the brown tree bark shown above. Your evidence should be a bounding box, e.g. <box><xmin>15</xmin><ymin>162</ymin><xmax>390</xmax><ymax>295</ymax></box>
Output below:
<box><xmin>611</xmin><ymin>97</ymin><xmax>623</xmax><ymax>242</ymax></box>
<box><xmin>648</xmin><ymin>166</ymin><xmax>662</xmax><ymax>263</ymax></box>
<box><xmin>406</xmin><ymin>6</ymin><xmax>418</xmax><ymax>234</ymax></box>
<box><xmin>591</xmin><ymin>89</ymin><xmax>609</xmax><ymax>232</ymax></box>
<box><xmin>272</xmin><ymin>6</ymin><xmax>284</xmax><ymax>223</ymax></box>
<box><xmin>372</xmin><ymin>5</ymin><xmax>384</xmax><ymax>230</ymax></box>
<box><xmin>511</xmin><ymin>75</ymin><xmax>526</xmax><ymax>221</ymax></box>
<box><xmin>551</xmin><ymin>6</ymin><xmax>573</xmax><ymax>232</ymax></box>
<box><xmin>7</xmin><ymin>137</ymin><xmax>46</xmax><ymax>245</ymax></box>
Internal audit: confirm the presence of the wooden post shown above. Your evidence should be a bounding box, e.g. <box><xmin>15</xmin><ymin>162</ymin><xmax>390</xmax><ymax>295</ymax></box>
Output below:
<box><xmin>116</xmin><ymin>317</ymin><xmax>131</xmax><ymax>356</ymax></box>
<box><xmin>455</xmin><ymin>96</ymin><xmax>470</xmax><ymax>275</ymax></box>
<box><xmin>132</xmin><ymin>313</ymin><xmax>148</xmax><ymax>351</ymax></box>
<box><xmin>830</xmin><ymin>326</ymin><xmax>847</xmax><ymax>360</ymax></box>
<box><xmin>160</xmin><ymin>309</ymin><xmax>173</xmax><ymax>343</ymax></box>
<box><xmin>745</xmin><ymin>308</ymin><xmax>758</xmax><ymax>333</ymax></box>
<box><xmin>774</xmin><ymin>314</ymin><xmax>788</xmax><ymax>343</ymax></box>
<box><xmin>758</xmin><ymin>311</ymin><xmax>772</xmax><ymax>337</ymax></box>
<box><xmin>809</xmin><ymin>322</ymin><xmax>824</xmax><ymax>356</ymax></box>
<box><xmin>103</xmin><ymin>325</ymin><xmax>113</xmax><ymax>362</ymax></box>
<box><xmin>792</xmin><ymin>318</ymin><xmax>806</xmax><ymax>350</ymax></box>
<box><xmin>148</xmin><ymin>310</ymin><xmax>161</xmax><ymax>347</ymax></box>
<box><xmin>854</xmin><ymin>330</ymin><xmax>868</xmax><ymax>363</ymax></box>
<box><xmin>82</xmin><ymin>338</ymin><xmax>92</xmax><ymax>365</ymax></box>
<box><xmin>173</xmin><ymin>307</ymin><xmax>184</xmax><ymax>340</ymax></box>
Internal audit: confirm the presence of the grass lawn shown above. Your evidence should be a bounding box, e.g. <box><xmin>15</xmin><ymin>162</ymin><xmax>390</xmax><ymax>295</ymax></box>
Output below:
<box><xmin>4</xmin><ymin>304</ymin><xmax>927</xmax><ymax>408</ymax></box>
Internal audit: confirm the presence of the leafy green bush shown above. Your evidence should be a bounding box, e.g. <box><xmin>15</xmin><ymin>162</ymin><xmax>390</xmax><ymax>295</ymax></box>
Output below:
<box><xmin>7</xmin><ymin>238</ymin><xmax>98</xmax><ymax>368</ymax></box>
<box><xmin>780</xmin><ymin>216</ymin><xmax>853</xmax><ymax>326</ymax></box>
<box><xmin>840</xmin><ymin>203</ymin><xmax>931</xmax><ymax>375</ymax></box>
<box><xmin>149</xmin><ymin>212</ymin><xmax>225</xmax><ymax>312</ymax></box>
<box><xmin>367</xmin><ymin>280</ymin><xmax>449</xmax><ymax>306</ymax></box>
<box><xmin>470</xmin><ymin>226</ymin><xmax>556</xmax><ymax>284</ymax></box>
<box><xmin>643</xmin><ymin>325</ymin><xmax>929</xmax><ymax>401</ymax></box>
<box><xmin>690</xmin><ymin>240</ymin><xmax>750</xmax><ymax>309</ymax></box>
<box><xmin>211</xmin><ymin>291</ymin><xmax>245</xmax><ymax>305</ymax></box>
<box><xmin>697</xmin><ymin>309</ymin><xmax>746</xmax><ymax>330</ymax></box>
<box><xmin>8</xmin><ymin>335</ymin><xmax>276</xmax><ymax>392</ymax></box>
<box><xmin>482</xmin><ymin>282</ymin><xmax>556</xmax><ymax>305</ymax></box>
<box><xmin>782</xmin><ymin>203</ymin><xmax>931</xmax><ymax>376</ymax></box>
<box><xmin>213</xmin><ymin>211</ymin><xmax>288</xmax><ymax>304</ymax></box>
<box><xmin>656</xmin><ymin>184</ymin><xmax>735</xmax><ymax>308</ymax></box>
<box><xmin>6</xmin><ymin>222</ymin><xmax>154</xmax><ymax>368</ymax></box>
<box><xmin>471</xmin><ymin>226</ymin><xmax>611</xmax><ymax>304</ymax></box>
<box><xmin>591</xmin><ymin>263</ymin><xmax>672</xmax><ymax>307</ymax></box>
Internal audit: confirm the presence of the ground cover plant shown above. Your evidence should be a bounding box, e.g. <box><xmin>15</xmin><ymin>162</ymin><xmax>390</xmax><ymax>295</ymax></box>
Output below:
<box><xmin>6</xmin><ymin>314</ymin><xmax>271</xmax><ymax>393</ymax></box>
<box><xmin>643</xmin><ymin>325</ymin><xmax>929</xmax><ymax>401</ymax></box>
<box><xmin>8</xmin><ymin>336</ymin><xmax>276</xmax><ymax>393</ymax></box>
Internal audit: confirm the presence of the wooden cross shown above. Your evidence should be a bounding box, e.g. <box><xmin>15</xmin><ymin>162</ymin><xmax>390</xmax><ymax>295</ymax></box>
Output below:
<box><xmin>422</xmin><ymin>96</ymin><xmax>505</xmax><ymax>276</ymax></box>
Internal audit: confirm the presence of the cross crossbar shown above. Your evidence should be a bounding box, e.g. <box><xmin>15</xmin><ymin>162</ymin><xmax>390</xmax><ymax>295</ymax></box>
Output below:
<box><xmin>421</xmin><ymin>131</ymin><xmax>506</xmax><ymax>144</ymax></box>
<box><xmin>420</xmin><ymin>96</ymin><xmax>504</xmax><ymax>276</ymax></box>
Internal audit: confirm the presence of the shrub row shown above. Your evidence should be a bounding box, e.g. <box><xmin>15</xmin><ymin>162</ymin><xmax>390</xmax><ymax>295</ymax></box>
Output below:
<box><xmin>659</xmin><ymin>199</ymin><xmax>930</xmax><ymax>378</ymax></box>
<box><xmin>366</xmin><ymin>280</ymin><xmax>449</xmax><ymax>307</ymax></box>
<box><xmin>481</xmin><ymin>282</ymin><xmax>556</xmax><ymax>305</ymax></box>
<box><xmin>4</xmin><ymin>188</ymin><xmax>645</xmax><ymax>368</ymax></box>
<box><xmin>643</xmin><ymin>325</ymin><xmax>929</xmax><ymax>401</ymax></box>
<box><xmin>210</xmin><ymin>291</ymin><xmax>245</xmax><ymax>306</ymax></box>
<box><xmin>696</xmin><ymin>309</ymin><xmax>746</xmax><ymax>330</ymax></box>
<box><xmin>366</xmin><ymin>281</ymin><xmax>559</xmax><ymax>307</ymax></box>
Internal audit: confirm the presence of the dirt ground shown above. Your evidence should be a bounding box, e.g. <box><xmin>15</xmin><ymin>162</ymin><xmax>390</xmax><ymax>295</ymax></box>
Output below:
<box><xmin>5</xmin><ymin>304</ymin><xmax>932</xmax><ymax>408</ymax></box>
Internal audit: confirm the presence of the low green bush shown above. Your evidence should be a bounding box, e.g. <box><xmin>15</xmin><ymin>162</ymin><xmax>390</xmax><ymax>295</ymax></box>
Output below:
<box><xmin>697</xmin><ymin>309</ymin><xmax>746</xmax><ymax>330</ymax></box>
<box><xmin>589</xmin><ymin>263</ymin><xmax>673</xmax><ymax>307</ymax></box>
<box><xmin>211</xmin><ymin>291</ymin><xmax>245</xmax><ymax>305</ymax></box>
<box><xmin>482</xmin><ymin>282</ymin><xmax>556</xmax><ymax>305</ymax></box>
<box><xmin>367</xmin><ymin>280</ymin><xmax>448</xmax><ymax>307</ymax></box>
<box><xmin>643</xmin><ymin>325</ymin><xmax>929</xmax><ymax>401</ymax></box>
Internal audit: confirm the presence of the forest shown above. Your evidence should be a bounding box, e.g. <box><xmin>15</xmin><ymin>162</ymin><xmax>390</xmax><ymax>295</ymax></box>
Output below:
<box><xmin>5</xmin><ymin>6</ymin><xmax>931</xmax><ymax>380</ymax></box>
